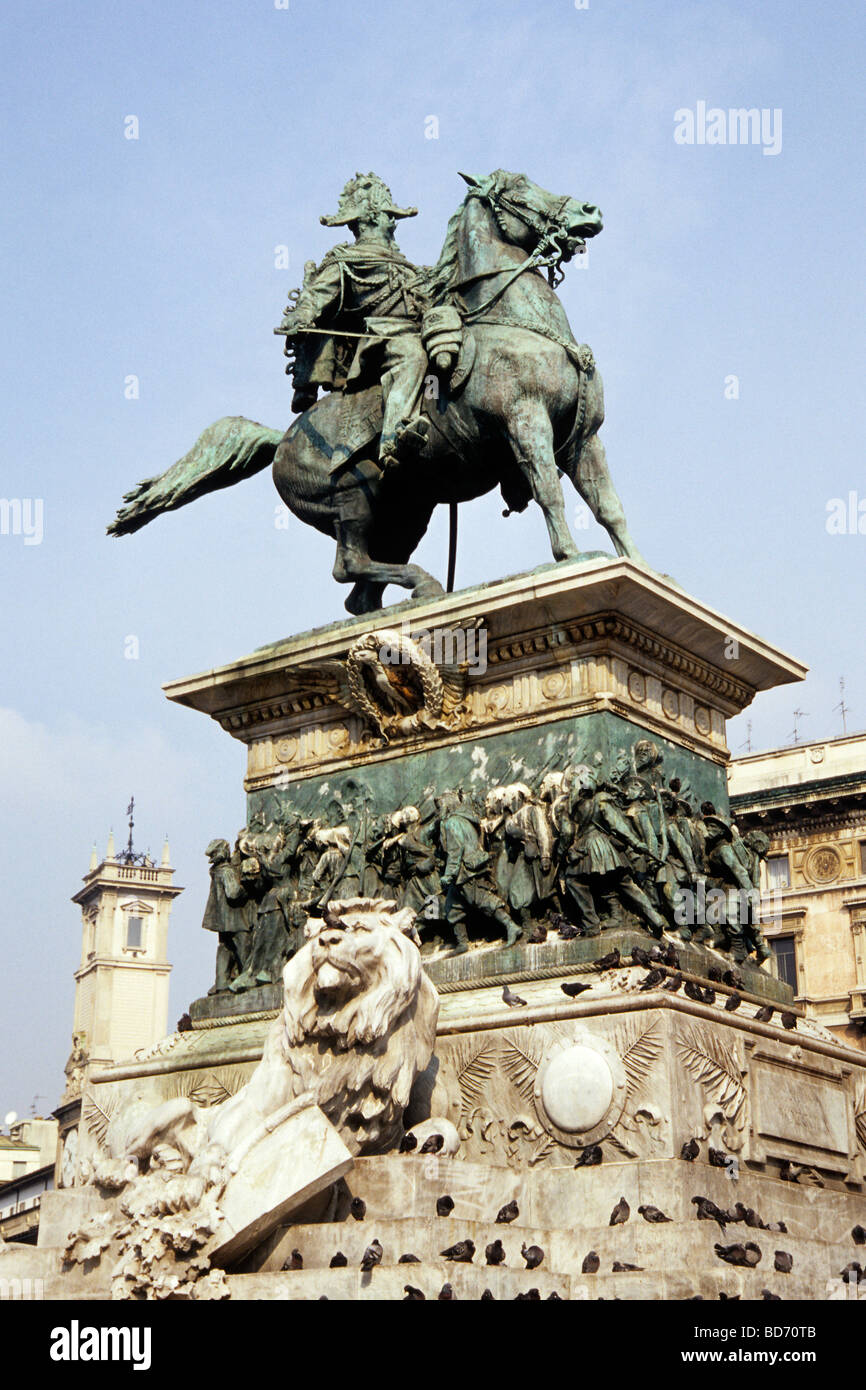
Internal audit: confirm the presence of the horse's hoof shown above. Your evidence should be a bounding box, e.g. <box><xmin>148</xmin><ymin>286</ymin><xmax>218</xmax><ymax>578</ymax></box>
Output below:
<box><xmin>414</xmin><ymin>580</ymin><xmax>445</xmax><ymax>602</ymax></box>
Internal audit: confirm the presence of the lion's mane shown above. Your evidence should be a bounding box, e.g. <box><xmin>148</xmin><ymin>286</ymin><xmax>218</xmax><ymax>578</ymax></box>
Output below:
<box><xmin>267</xmin><ymin>898</ymin><xmax>439</xmax><ymax>1154</ymax></box>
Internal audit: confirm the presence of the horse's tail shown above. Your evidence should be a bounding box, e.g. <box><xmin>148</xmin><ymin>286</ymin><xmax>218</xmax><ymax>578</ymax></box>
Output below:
<box><xmin>107</xmin><ymin>415</ymin><xmax>283</xmax><ymax>536</ymax></box>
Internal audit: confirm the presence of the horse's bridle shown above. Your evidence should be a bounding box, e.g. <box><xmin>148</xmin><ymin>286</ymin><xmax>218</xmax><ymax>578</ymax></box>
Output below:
<box><xmin>455</xmin><ymin>181</ymin><xmax>582</xmax><ymax>315</ymax></box>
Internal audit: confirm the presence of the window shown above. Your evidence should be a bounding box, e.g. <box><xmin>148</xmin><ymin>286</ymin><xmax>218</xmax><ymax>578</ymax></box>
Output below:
<box><xmin>12</xmin><ymin>1161</ymin><xmax>26</xmax><ymax>1177</ymax></box>
<box><xmin>859</xmin><ymin>841</ymin><xmax>866</xmax><ymax>877</ymax></box>
<box><xmin>126</xmin><ymin>915</ymin><xmax>144</xmax><ymax>950</ymax></box>
<box><xmin>770</xmin><ymin>936</ymin><xmax>798</xmax><ymax>990</ymax></box>
<box><xmin>766</xmin><ymin>854</ymin><xmax>790</xmax><ymax>890</ymax></box>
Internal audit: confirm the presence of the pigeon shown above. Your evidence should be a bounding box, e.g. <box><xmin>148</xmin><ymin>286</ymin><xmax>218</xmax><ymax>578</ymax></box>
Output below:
<box><xmin>596</xmin><ymin>949</ymin><xmax>621</xmax><ymax>971</ymax></box>
<box><xmin>561</xmin><ymin>979</ymin><xmax>592</xmax><ymax>997</ymax></box>
<box><xmin>640</xmin><ymin>968</ymin><xmax>666</xmax><ymax>991</ymax></box>
<box><xmin>839</xmin><ymin>1262</ymin><xmax>863</xmax><ymax>1283</ymax></box>
<box><xmin>581</xmin><ymin>1250</ymin><xmax>600</xmax><ymax>1273</ymax></box>
<box><xmin>638</xmin><ymin>1204</ymin><xmax>672</xmax><ymax>1224</ymax></box>
<box><xmin>728</xmin><ymin>1203</ymin><xmax>764</xmax><ymax>1229</ymax></box>
<box><xmin>661</xmin><ymin>943</ymin><xmax>681</xmax><ymax>969</ymax></box>
<box><xmin>684</xmin><ymin>979</ymin><xmax>705</xmax><ymax>1003</ymax></box>
<box><xmin>329</xmin><ymin>1251</ymin><xmax>347</xmax><ymax>1268</ymax></box>
<box><xmin>495</xmin><ymin>1200</ymin><xmax>519</xmax><ymax>1224</ymax></box>
<box><xmin>702</xmin><ymin>986</ymin><xmax>716</xmax><ymax>1005</ymax></box>
<box><xmin>631</xmin><ymin>945</ymin><xmax>654</xmax><ymax>969</ymax></box>
<box><xmin>438</xmin><ymin>1283</ymin><xmax>455</xmax><ymax>1300</ymax></box>
<box><xmin>398</xmin><ymin>1253</ymin><xmax>421</xmax><ymax>1263</ymax></box>
<box><xmin>485</xmin><ymin>1239</ymin><xmax>506</xmax><ymax>1266</ymax></box>
<box><xmin>774</xmin><ymin>1251</ymin><xmax>793</xmax><ymax>1273</ymax></box>
<box><xmin>403</xmin><ymin>1285</ymin><xmax>425</xmax><ymax>1300</ymax></box>
<box><xmin>527</xmin><ymin>922</ymin><xmax>548</xmax><ymax>944</ymax></box>
<box><xmin>722</xmin><ymin>969</ymin><xmax>744</xmax><ymax>990</ymax></box>
<box><xmin>436</xmin><ymin>1195</ymin><xmax>455</xmax><ymax>1217</ymax></box>
<box><xmin>754</xmin><ymin>1005</ymin><xmax>774</xmax><ymax>1023</ymax></box>
<box><xmin>708</xmin><ymin>1147</ymin><xmax>730</xmax><ymax>1168</ymax></box>
<box><xmin>350</xmin><ymin>1197</ymin><xmax>366</xmax><ymax>1221</ymax></box>
<box><xmin>399</xmin><ymin>1132</ymin><xmax>417</xmax><ymax>1152</ymax></box>
<box><xmin>715</xmin><ymin>1241</ymin><xmax>762</xmax><ymax>1268</ymax></box>
<box><xmin>719</xmin><ymin>1292</ymin><xmax>741</xmax><ymax>1301</ymax></box>
<box><xmin>692</xmin><ymin>1195</ymin><xmax>728</xmax><ymax>1230</ymax></box>
<box><xmin>766</xmin><ymin>1221</ymin><xmax>788</xmax><ymax>1234</ymax></box>
<box><xmin>609</xmin><ymin>1196</ymin><xmax>630</xmax><ymax>1226</ymax></box>
<box><xmin>680</xmin><ymin>1137</ymin><xmax>700</xmax><ymax>1162</ymax></box>
<box><xmin>707</xmin><ymin>966</ymin><xmax>723</xmax><ymax>983</ymax></box>
<box><xmin>853</xmin><ymin>1225</ymin><xmax>866</xmax><ymax>1245</ymax></box>
<box><xmin>440</xmin><ymin>1239</ymin><xmax>475</xmax><ymax>1263</ymax></box>
<box><xmin>419</xmin><ymin>1133</ymin><xmax>444</xmax><ymax>1154</ymax></box>
<box><xmin>502</xmin><ymin>984</ymin><xmax>527</xmax><ymax>1007</ymax></box>
<box><xmin>574</xmin><ymin>1144</ymin><xmax>603</xmax><ymax>1167</ymax></box>
<box><xmin>612</xmin><ymin>1261</ymin><xmax>644</xmax><ymax>1272</ymax></box>
<box><xmin>556</xmin><ymin>918</ymin><xmax>580</xmax><ymax>940</ymax></box>
<box><xmin>521</xmin><ymin>1242</ymin><xmax>544</xmax><ymax>1269</ymax></box>
<box><xmin>282</xmin><ymin>1249</ymin><xmax>303</xmax><ymax>1270</ymax></box>
<box><xmin>724</xmin><ymin>992</ymin><xmax>742</xmax><ymax>1012</ymax></box>
<box><xmin>515</xmin><ymin>1289</ymin><xmax>541</xmax><ymax>1300</ymax></box>
<box><xmin>546</xmin><ymin>1291</ymin><xmax>563</xmax><ymax>1300</ymax></box>
<box><xmin>480</xmin><ymin>1289</ymin><xmax>495</xmax><ymax>1300</ymax></box>
<box><xmin>662</xmin><ymin>974</ymin><xmax>684</xmax><ymax>993</ymax></box>
<box><xmin>780</xmin><ymin>1011</ymin><xmax>797</xmax><ymax>1030</ymax></box>
<box><xmin>761</xmin><ymin>1290</ymin><xmax>782</xmax><ymax>1300</ymax></box>
<box><xmin>360</xmin><ymin>1239</ymin><xmax>383</xmax><ymax>1271</ymax></box>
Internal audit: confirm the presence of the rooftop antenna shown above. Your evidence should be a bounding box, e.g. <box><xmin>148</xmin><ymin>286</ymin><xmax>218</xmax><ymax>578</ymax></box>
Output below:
<box><xmin>126</xmin><ymin>795</ymin><xmax>135</xmax><ymax>858</ymax></box>
<box><xmin>833</xmin><ymin>677</ymin><xmax>849</xmax><ymax>736</ymax></box>
<box><xmin>791</xmin><ymin>709</ymin><xmax>808</xmax><ymax>746</ymax></box>
<box><xmin>739</xmin><ymin>719</ymin><xmax>753</xmax><ymax>753</ymax></box>
<box><xmin>30</xmin><ymin>1094</ymin><xmax>47</xmax><ymax>1116</ymax></box>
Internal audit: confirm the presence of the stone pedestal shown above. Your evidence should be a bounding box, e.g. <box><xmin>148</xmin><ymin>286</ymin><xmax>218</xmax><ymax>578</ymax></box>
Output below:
<box><xmin>37</xmin><ymin>559</ymin><xmax>866</xmax><ymax>1300</ymax></box>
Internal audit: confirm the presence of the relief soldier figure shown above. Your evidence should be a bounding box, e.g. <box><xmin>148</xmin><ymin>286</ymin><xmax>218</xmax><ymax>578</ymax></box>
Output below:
<box><xmin>435</xmin><ymin>790</ymin><xmax>520</xmax><ymax>952</ymax></box>
<box><xmin>560</xmin><ymin>765</ymin><xmax>668</xmax><ymax>938</ymax></box>
<box><xmin>201</xmin><ymin>838</ymin><xmax>254</xmax><ymax>994</ymax></box>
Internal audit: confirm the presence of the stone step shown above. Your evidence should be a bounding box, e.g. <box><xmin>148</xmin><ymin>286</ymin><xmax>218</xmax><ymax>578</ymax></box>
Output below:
<box><xmin>230</xmin><ymin>1263</ymin><xmax>573</xmax><ymax>1301</ymax></box>
<box><xmin>228</xmin><ymin>1262</ymin><xmax>866</xmax><ymax>1301</ymax></box>
<box><xmin>255</xmin><ymin>1216</ymin><xmax>561</xmax><ymax>1274</ymax></box>
<box><xmin>340</xmin><ymin>1154</ymin><xmax>866</xmax><ymax>1242</ymax></box>
<box><xmin>255</xmin><ymin>1210</ymin><xmax>862</xmax><ymax>1297</ymax></box>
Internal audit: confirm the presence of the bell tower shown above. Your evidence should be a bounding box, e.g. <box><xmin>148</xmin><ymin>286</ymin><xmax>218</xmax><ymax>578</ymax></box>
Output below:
<box><xmin>69</xmin><ymin>799</ymin><xmax>183</xmax><ymax>1071</ymax></box>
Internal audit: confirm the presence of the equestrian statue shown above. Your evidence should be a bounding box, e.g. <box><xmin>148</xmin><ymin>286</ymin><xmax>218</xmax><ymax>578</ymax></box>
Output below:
<box><xmin>108</xmin><ymin>170</ymin><xmax>647</xmax><ymax>613</ymax></box>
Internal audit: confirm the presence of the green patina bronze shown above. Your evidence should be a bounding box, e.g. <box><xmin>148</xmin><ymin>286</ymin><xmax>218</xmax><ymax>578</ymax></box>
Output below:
<box><xmin>109</xmin><ymin>170</ymin><xmax>646</xmax><ymax>612</ymax></box>
<box><xmin>192</xmin><ymin>713</ymin><xmax>769</xmax><ymax>1009</ymax></box>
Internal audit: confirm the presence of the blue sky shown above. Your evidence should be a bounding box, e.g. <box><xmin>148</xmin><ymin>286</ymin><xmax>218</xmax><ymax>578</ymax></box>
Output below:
<box><xmin>1</xmin><ymin>0</ymin><xmax>864</xmax><ymax>1114</ymax></box>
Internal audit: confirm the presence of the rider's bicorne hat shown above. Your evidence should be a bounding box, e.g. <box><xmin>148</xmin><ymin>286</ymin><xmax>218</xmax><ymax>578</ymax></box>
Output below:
<box><xmin>320</xmin><ymin>172</ymin><xmax>418</xmax><ymax>227</ymax></box>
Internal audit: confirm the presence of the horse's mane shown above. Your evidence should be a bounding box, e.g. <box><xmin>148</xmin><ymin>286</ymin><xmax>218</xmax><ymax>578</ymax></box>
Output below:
<box><xmin>416</xmin><ymin>200</ymin><xmax>467</xmax><ymax>304</ymax></box>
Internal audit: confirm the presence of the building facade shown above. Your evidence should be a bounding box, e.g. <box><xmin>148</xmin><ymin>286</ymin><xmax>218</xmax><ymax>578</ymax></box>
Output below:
<box><xmin>729</xmin><ymin>731</ymin><xmax>866</xmax><ymax>1050</ymax></box>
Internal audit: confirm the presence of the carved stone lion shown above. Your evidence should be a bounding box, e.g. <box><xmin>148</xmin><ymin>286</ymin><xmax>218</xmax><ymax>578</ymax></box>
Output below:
<box><xmin>100</xmin><ymin>898</ymin><xmax>440</xmax><ymax>1183</ymax></box>
<box><xmin>230</xmin><ymin>895</ymin><xmax>441</xmax><ymax>1154</ymax></box>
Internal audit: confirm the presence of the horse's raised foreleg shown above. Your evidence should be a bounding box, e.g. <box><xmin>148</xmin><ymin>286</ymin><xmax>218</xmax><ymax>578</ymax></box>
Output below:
<box><xmin>505</xmin><ymin>405</ymin><xmax>579</xmax><ymax>561</ymax></box>
<box><xmin>333</xmin><ymin>503</ymin><xmax>444</xmax><ymax>616</ymax></box>
<box><xmin>572</xmin><ymin>432</ymin><xmax>647</xmax><ymax>564</ymax></box>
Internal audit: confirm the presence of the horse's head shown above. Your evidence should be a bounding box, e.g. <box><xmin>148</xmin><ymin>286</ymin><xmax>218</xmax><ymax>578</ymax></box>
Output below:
<box><xmin>459</xmin><ymin>169</ymin><xmax>602</xmax><ymax>260</ymax></box>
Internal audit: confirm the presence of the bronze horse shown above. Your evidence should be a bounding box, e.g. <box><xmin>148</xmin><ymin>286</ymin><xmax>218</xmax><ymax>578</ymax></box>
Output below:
<box><xmin>109</xmin><ymin>171</ymin><xmax>646</xmax><ymax>612</ymax></box>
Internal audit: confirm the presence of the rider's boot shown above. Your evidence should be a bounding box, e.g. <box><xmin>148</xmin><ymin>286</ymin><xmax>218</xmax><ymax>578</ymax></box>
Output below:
<box><xmin>380</xmin><ymin>416</ymin><xmax>429</xmax><ymax>471</ymax></box>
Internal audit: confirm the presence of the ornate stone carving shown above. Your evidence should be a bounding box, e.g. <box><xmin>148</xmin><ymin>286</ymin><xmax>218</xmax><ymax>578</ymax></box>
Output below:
<box><xmin>62</xmin><ymin>1031</ymin><xmax>89</xmax><ymax>1102</ymax></box>
<box><xmin>676</xmin><ymin>1023</ymin><xmax>748</xmax><ymax>1152</ymax></box>
<box><xmin>66</xmin><ymin>900</ymin><xmax>442</xmax><ymax>1296</ymax></box>
<box><xmin>532</xmin><ymin>1030</ymin><xmax>627</xmax><ymax>1148</ymax></box>
<box><xmin>805</xmin><ymin>845</ymin><xmax>842</xmax><ymax>884</ymax></box>
<box><xmin>294</xmin><ymin>626</ymin><xmax>477</xmax><ymax>744</ymax></box>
